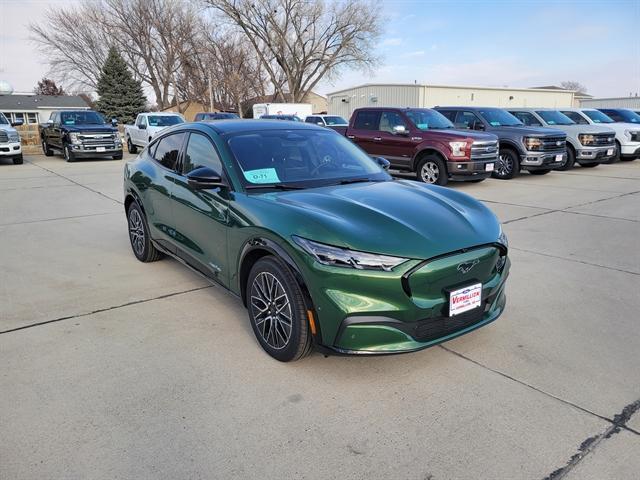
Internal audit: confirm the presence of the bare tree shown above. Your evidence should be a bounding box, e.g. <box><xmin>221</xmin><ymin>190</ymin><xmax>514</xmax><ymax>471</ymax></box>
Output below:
<box><xmin>34</xmin><ymin>78</ymin><xmax>65</xmax><ymax>96</ymax></box>
<box><xmin>560</xmin><ymin>81</ymin><xmax>588</xmax><ymax>94</ymax></box>
<box><xmin>204</xmin><ymin>0</ymin><xmax>382</xmax><ymax>102</ymax></box>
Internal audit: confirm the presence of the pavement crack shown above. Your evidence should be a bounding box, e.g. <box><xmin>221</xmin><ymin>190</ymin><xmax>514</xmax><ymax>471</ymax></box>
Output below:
<box><xmin>510</xmin><ymin>247</ymin><xmax>639</xmax><ymax>276</ymax></box>
<box><xmin>0</xmin><ymin>286</ymin><xmax>212</xmax><ymax>335</ymax></box>
<box><xmin>0</xmin><ymin>211</ymin><xmax>120</xmax><ymax>227</ymax></box>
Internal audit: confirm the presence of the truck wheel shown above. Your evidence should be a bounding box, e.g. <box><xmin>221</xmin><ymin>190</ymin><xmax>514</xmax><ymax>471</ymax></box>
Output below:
<box><xmin>12</xmin><ymin>154</ymin><xmax>24</xmax><ymax>165</ymax></box>
<box><xmin>42</xmin><ymin>139</ymin><xmax>53</xmax><ymax>156</ymax></box>
<box><xmin>556</xmin><ymin>146</ymin><xmax>575</xmax><ymax>171</ymax></box>
<box><xmin>417</xmin><ymin>155</ymin><xmax>448</xmax><ymax>186</ymax></box>
<box><xmin>127</xmin><ymin>137</ymin><xmax>138</xmax><ymax>154</ymax></box>
<box><xmin>63</xmin><ymin>144</ymin><xmax>76</xmax><ymax>163</ymax></box>
<box><xmin>493</xmin><ymin>148</ymin><xmax>519</xmax><ymax>180</ymax></box>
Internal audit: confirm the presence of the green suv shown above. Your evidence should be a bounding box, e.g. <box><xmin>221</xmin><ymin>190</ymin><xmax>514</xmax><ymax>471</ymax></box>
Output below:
<box><xmin>124</xmin><ymin>121</ymin><xmax>510</xmax><ymax>361</ymax></box>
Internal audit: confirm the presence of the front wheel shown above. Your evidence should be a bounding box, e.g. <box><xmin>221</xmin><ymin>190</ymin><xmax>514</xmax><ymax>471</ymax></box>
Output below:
<box><xmin>417</xmin><ymin>155</ymin><xmax>448</xmax><ymax>186</ymax></box>
<box><xmin>529</xmin><ymin>169</ymin><xmax>551</xmax><ymax>175</ymax></box>
<box><xmin>246</xmin><ymin>256</ymin><xmax>313</xmax><ymax>362</ymax></box>
<box><xmin>556</xmin><ymin>147</ymin><xmax>575</xmax><ymax>171</ymax></box>
<box><xmin>127</xmin><ymin>137</ymin><xmax>138</xmax><ymax>154</ymax></box>
<box><xmin>493</xmin><ymin>149</ymin><xmax>519</xmax><ymax>179</ymax></box>
<box><xmin>63</xmin><ymin>144</ymin><xmax>75</xmax><ymax>163</ymax></box>
<box><xmin>127</xmin><ymin>201</ymin><xmax>162</xmax><ymax>263</ymax></box>
<box><xmin>113</xmin><ymin>152</ymin><xmax>123</xmax><ymax>160</ymax></box>
<box><xmin>12</xmin><ymin>155</ymin><xmax>23</xmax><ymax>165</ymax></box>
<box><xmin>42</xmin><ymin>139</ymin><xmax>53</xmax><ymax>156</ymax></box>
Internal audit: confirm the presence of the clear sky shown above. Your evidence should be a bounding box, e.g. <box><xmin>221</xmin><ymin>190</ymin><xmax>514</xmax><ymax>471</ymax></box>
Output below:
<box><xmin>1</xmin><ymin>0</ymin><xmax>639</xmax><ymax>99</ymax></box>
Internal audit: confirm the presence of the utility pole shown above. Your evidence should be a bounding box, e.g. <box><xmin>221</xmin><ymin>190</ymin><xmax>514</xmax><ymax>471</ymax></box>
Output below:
<box><xmin>208</xmin><ymin>72</ymin><xmax>214</xmax><ymax>112</ymax></box>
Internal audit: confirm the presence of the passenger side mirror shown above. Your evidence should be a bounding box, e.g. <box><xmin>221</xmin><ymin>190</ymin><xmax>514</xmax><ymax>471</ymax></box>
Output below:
<box><xmin>392</xmin><ymin>125</ymin><xmax>409</xmax><ymax>136</ymax></box>
<box><xmin>374</xmin><ymin>156</ymin><xmax>391</xmax><ymax>171</ymax></box>
<box><xmin>139</xmin><ymin>124</ymin><xmax>147</xmax><ymax>130</ymax></box>
<box><xmin>186</xmin><ymin>166</ymin><xmax>227</xmax><ymax>190</ymax></box>
<box><xmin>11</xmin><ymin>120</ymin><xmax>24</xmax><ymax>127</ymax></box>
<box><xmin>111</xmin><ymin>118</ymin><xmax>118</xmax><ymax>127</ymax></box>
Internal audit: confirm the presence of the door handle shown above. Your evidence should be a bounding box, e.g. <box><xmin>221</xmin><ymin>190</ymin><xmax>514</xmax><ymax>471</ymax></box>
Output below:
<box><xmin>373</xmin><ymin>137</ymin><xmax>382</xmax><ymax>141</ymax></box>
<box><xmin>347</xmin><ymin>135</ymin><xmax>355</xmax><ymax>139</ymax></box>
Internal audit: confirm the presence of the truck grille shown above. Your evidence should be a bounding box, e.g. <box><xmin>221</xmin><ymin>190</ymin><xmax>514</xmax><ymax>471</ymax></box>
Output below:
<box><xmin>470</xmin><ymin>140</ymin><xmax>499</xmax><ymax>160</ymax></box>
<box><xmin>593</xmin><ymin>133</ymin><xmax>615</xmax><ymax>146</ymax></box>
<box><xmin>0</xmin><ymin>132</ymin><xmax>8</xmax><ymax>143</ymax></box>
<box><xmin>78</xmin><ymin>132</ymin><xmax>117</xmax><ymax>148</ymax></box>
<box><xmin>541</xmin><ymin>136</ymin><xmax>566</xmax><ymax>152</ymax></box>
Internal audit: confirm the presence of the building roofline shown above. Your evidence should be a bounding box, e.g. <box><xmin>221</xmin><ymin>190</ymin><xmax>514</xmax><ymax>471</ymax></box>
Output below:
<box><xmin>327</xmin><ymin>83</ymin><xmax>578</xmax><ymax>96</ymax></box>
<box><xmin>581</xmin><ymin>96</ymin><xmax>640</xmax><ymax>101</ymax></box>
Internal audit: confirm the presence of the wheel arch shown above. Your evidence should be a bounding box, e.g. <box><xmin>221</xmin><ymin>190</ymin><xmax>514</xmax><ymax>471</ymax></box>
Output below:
<box><xmin>499</xmin><ymin>139</ymin><xmax>522</xmax><ymax>154</ymax></box>
<box><xmin>412</xmin><ymin>147</ymin><xmax>448</xmax><ymax>172</ymax></box>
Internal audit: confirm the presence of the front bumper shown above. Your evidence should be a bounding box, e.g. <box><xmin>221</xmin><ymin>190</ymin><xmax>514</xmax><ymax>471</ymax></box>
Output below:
<box><xmin>70</xmin><ymin>143</ymin><xmax>122</xmax><ymax>157</ymax></box>
<box><xmin>446</xmin><ymin>158</ymin><xmax>496</xmax><ymax>181</ymax></box>
<box><xmin>302</xmin><ymin>244</ymin><xmax>510</xmax><ymax>354</ymax></box>
<box><xmin>520</xmin><ymin>151</ymin><xmax>566</xmax><ymax>170</ymax></box>
<box><xmin>0</xmin><ymin>142</ymin><xmax>22</xmax><ymax>157</ymax></box>
<box><xmin>620</xmin><ymin>143</ymin><xmax>640</xmax><ymax>158</ymax></box>
<box><xmin>576</xmin><ymin>145</ymin><xmax>616</xmax><ymax>164</ymax></box>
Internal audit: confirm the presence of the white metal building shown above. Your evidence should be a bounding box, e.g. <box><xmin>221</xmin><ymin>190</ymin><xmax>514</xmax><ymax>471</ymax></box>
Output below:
<box><xmin>579</xmin><ymin>96</ymin><xmax>640</xmax><ymax>109</ymax></box>
<box><xmin>327</xmin><ymin>83</ymin><xmax>578</xmax><ymax>119</ymax></box>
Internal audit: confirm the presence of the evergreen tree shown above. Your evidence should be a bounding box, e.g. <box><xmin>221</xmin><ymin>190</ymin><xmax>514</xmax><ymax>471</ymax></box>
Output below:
<box><xmin>96</xmin><ymin>47</ymin><xmax>146</xmax><ymax>124</ymax></box>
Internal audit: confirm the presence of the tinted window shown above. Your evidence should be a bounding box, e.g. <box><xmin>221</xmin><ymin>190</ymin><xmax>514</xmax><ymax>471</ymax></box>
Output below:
<box><xmin>61</xmin><ymin>111</ymin><xmax>105</xmax><ymax>125</ymax></box>
<box><xmin>148</xmin><ymin>115</ymin><xmax>183</xmax><ymax>126</ymax></box>
<box><xmin>323</xmin><ymin>116</ymin><xmax>348</xmax><ymax>125</ymax></box>
<box><xmin>153</xmin><ymin>133</ymin><xmax>185</xmax><ymax>170</ymax></box>
<box><xmin>305</xmin><ymin>116</ymin><xmax>318</xmax><ymax>124</ymax></box>
<box><xmin>536</xmin><ymin>110</ymin><xmax>574</xmax><ymax>125</ymax></box>
<box><xmin>583</xmin><ymin>110</ymin><xmax>614</xmax><ymax>124</ymax></box>
<box><xmin>510</xmin><ymin>111</ymin><xmax>543</xmax><ymax>126</ymax></box>
<box><xmin>454</xmin><ymin>111</ymin><xmax>481</xmax><ymax>128</ymax></box>
<box><xmin>353</xmin><ymin>111</ymin><xmax>380</xmax><ymax>130</ymax></box>
<box><xmin>601</xmin><ymin>109</ymin><xmax>640</xmax><ymax>123</ymax></box>
<box><xmin>438</xmin><ymin>110</ymin><xmax>456</xmax><ymax>122</ymax></box>
<box><xmin>561</xmin><ymin>111</ymin><xmax>589</xmax><ymax>125</ymax></box>
<box><xmin>379</xmin><ymin>111</ymin><xmax>407</xmax><ymax>133</ymax></box>
<box><xmin>478</xmin><ymin>108</ymin><xmax>522</xmax><ymax>127</ymax></box>
<box><xmin>405</xmin><ymin>109</ymin><xmax>453</xmax><ymax>130</ymax></box>
<box><xmin>183</xmin><ymin>133</ymin><xmax>223</xmax><ymax>174</ymax></box>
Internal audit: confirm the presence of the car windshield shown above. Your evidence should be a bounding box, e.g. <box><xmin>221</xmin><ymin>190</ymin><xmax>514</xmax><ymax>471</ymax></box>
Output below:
<box><xmin>610</xmin><ymin>110</ymin><xmax>640</xmax><ymax>123</ymax></box>
<box><xmin>405</xmin><ymin>109</ymin><xmax>454</xmax><ymax>130</ymax></box>
<box><xmin>536</xmin><ymin>110</ymin><xmax>575</xmax><ymax>125</ymax></box>
<box><xmin>148</xmin><ymin>115</ymin><xmax>183</xmax><ymax>126</ymax></box>
<box><xmin>583</xmin><ymin>110</ymin><xmax>614</xmax><ymax>124</ymax></box>
<box><xmin>227</xmin><ymin>129</ymin><xmax>389</xmax><ymax>189</ymax></box>
<box><xmin>0</xmin><ymin>113</ymin><xmax>8</xmax><ymax>125</ymax></box>
<box><xmin>200</xmin><ymin>113</ymin><xmax>239</xmax><ymax>120</ymax></box>
<box><xmin>478</xmin><ymin>108</ymin><xmax>523</xmax><ymax>127</ymax></box>
<box><xmin>323</xmin><ymin>116</ymin><xmax>348</xmax><ymax>125</ymax></box>
<box><xmin>61</xmin><ymin>111</ymin><xmax>105</xmax><ymax>125</ymax></box>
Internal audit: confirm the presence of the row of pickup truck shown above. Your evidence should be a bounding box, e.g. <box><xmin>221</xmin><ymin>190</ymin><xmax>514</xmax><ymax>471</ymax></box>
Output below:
<box><xmin>26</xmin><ymin>106</ymin><xmax>640</xmax><ymax>187</ymax></box>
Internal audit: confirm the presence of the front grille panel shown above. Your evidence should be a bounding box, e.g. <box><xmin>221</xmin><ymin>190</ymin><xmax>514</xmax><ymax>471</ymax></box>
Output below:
<box><xmin>78</xmin><ymin>132</ymin><xmax>117</xmax><ymax>149</ymax></box>
<box><xmin>593</xmin><ymin>134</ymin><xmax>615</xmax><ymax>146</ymax></box>
<box><xmin>413</xmin><ymin>305</ymin><xmax>486</xmax><ymax>341</ymax></box>
<box><xmin>0</xmin><ymin>132</ymin><xmax>8</xmax><ymax>143</ymax></box>
<box><xmin>470</xmin><ymin>140</ymin><xmax>499</xmax><ymax>160</ymax></box>
<box><xmin>541</xmin><ymin>136</ymin><xmax>566</xmax><ymax>151</ymax></box>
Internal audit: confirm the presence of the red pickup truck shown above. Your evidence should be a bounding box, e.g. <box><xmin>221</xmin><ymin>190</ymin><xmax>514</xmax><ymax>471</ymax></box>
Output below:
<box><xmin>336</xmin><ymin>107</ymin><xmax>499</xmax><ymax>185</ymax></box>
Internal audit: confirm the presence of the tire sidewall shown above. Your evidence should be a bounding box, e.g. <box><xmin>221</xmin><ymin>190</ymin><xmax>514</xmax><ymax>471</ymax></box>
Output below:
<box><xmin>494</xmin><ymin>149</ymin><xmax>519</xmax><ymax>179</ymax></box>
<box><xmin>557</xmin><ymin>147</ymin><xmax>575</xmax><ymax>171</ymax></box>
<box><xmin>417</xmin><ymin>155</ymin><xmax>448</xmax><ymax>186</ymax></box>
<box><xmin>246</xmin><ymin>256</ymin><xmax>309</xmax><ymax>362</ymax></box>
<box><xmin>127</xmin><ymin>202</ymin><xmax>152</xmax><ymax>262</ymax></box>
<box><xmin>64</xmin><ymin>144</ymin><xmax>74</xmax><ymax>162</ymax></box>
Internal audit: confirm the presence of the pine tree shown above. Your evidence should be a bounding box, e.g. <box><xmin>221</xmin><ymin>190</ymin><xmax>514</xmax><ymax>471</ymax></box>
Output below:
<box><xmin>96</xmin><ymin>47</ymin><xmax>146</xmax><ymax>124</ymax></box>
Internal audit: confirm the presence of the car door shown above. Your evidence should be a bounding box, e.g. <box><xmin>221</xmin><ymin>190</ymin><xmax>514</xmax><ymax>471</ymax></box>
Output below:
<box><xmin>375</xmin><ymin>110</ymin><xmax>415</xmax><ymax>168</ymax></box>
<box><xmin>135</xmin><ymin>115</ymin><xmax>148</xmax><ymax>146</ymax></box>
<box><xmin>171</xmin><ymin>131</ymin><xmax>230</xmax><ymax>286</ymax></box>
<box><xmin>140</xmin><ymin>132</ymin><xmax>186</xmax><ymax>252</ymax></box>
<box><xmin>49</xmin><ymin>112</ymin><xmax>63</xmax><ymax>148</ymax></box>
<box><xmin>348</xmin><ymin>110</ymin><xmax>381</xmax><ymax>155</ymax></box>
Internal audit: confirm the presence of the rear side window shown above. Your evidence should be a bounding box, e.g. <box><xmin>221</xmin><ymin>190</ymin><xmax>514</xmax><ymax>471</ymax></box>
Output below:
<box><xmin>511</xmin><ymin>111</ymin><xmax>543</xmax><ymax>127</ymax></box>
<box><xmin>561</xmin><ymin>111</ymin><xmax>588</xmax><ymax>125</ymax></box>
<box><xmin>454</xmin><ymin>111</ymin><xmax>480</xmax><ymax>128</ymax></box>
<box><xmin>153</xmin><ymin>133</ymin><xmax>185</xmax><ymax>170</ymax></box>
<box><xmin>602</xmin><ymin>110</ymin><xmax>624</xmax><ymax>122</ymax></box>
<box><xmin>353</xmin><ymin>111</ymin><xmax>381</xmax><ymax>130</ymax></box>
<box><xmin>183</xmin><ymin>133</ymin><xmax>223</xmax><ymax>174</ymax></box>
<box><xmin>305</xmin><ymin>116</ymin><xmax>317</xmax><ymax>124</ymax></box>
<box><xmin>438</xmin><ymin>110</ymin><xmax>457</xmax><ymax>122</ymax></box>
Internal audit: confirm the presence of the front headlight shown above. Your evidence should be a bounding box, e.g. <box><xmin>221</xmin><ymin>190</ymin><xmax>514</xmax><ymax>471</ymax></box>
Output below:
<box><xmin>293</xmin><ymin>236</ymin><xmax>408</xmax><ymax>271</ymax></box>
<box><xmin>69</xmin><ymin>132</ymin><xmax>81</xmax><ymax>144</ymax></box>
<box><xmin>449</xmin><ymin>141</ymin><xmax>468</xmax><ymax>157</ymax></box>
<box><xmin>498</xmin><ymin>226</ymin><xmax>508</xmax><ymax>248</ymax></box>
<box><xmin>523</xmin><ymin>137</ymin><xmax>543</xmax><ymax>151</ymax></box>
<box><xmin>625</xmin><ymin>130</ymin><xmax>640</xmax><ymax>142</ymax></box>
<box><xmin>578</xmin><ymin>134</ymin><xmax>595</xmax><ymax>146</ymax></box>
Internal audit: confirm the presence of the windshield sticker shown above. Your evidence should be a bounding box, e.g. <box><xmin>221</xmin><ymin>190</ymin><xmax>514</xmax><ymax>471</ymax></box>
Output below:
<box><xmin>243</xmin><ymin>168</ymin><xmax>280</xmax><ymax>184</ymax></box>
<box><xmin>416</xmin><ymin>123</ymin><xmax>429</xmax><ymax>129</ymax></box>
<box><xmin>490</xmin><ymin>121</ymin><xmax>500</xmax><ymax>126</ymax></box>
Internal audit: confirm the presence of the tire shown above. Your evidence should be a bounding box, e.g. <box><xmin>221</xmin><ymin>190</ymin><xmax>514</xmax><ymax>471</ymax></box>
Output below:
<box><xmin>246</xmin><ymin>256</ymin><xmax>313</xmax><ymax>362</ymax></box>
<box><xmin>556</xmin><ymin>146</ymin><xmax>575</xmax><ymax>171</ymax></box>
<box><xmin>12</xmin><ymin>154</ymin><xmax>23</xmax><ymax>165</ymax></box>
<box><xmin>63</xmin><ymin>143</ymin><xmax>76</xmax><ymax>163</ymax></box>
<box><xmin>127</xmin><ymin>137</ymin><xmax>138</xmax><ymax>154</ymax></box>
<box><xmin>603</xmin><ymin>141</ymin><xmax>621</xmax><ymax>164</ymax></box>
<box><xmin>127</xmin><ymin>201</ymin><xmax>162</xmax><ymax>263</ymax></box>
<box><xmin>113</xmin><ymin>152</ymin><xmax>123</xmax><ymax>160</ymax></box>
<box><xmin>416</xmin><ymin>154</ymin><xmax>448</xmax><ymax>186</ymax></box>
<box><xmin>579</xmin><ymin>162</ymin><xmax>599</xmax><ymax>168</ymax></box>
<box><xmin>493</xmin><ymin>148</ymin><xmax>519</xmax><ymax>179</ymax></box>
<box><xmin>529</xmin><ymin>169</ymin><xmax>551</xmax><ymax>175</ymax></box>
<box><xmin>42</xmin><ymin>139</ymin><xmax>53</xmax><ymax>156</ymax></box>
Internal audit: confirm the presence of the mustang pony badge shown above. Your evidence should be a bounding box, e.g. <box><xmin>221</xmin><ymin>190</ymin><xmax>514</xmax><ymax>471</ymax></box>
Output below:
<box><xmin>457</xmin><ymin>259</ymin><xmax>480</xmax><ymax>274</ymax></box>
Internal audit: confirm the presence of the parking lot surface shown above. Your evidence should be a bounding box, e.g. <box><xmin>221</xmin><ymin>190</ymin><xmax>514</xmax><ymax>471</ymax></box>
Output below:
<box><xmin>1</xmin><ymin>154</ymin><xmax>639</xmax><ymax>480</ymax></box>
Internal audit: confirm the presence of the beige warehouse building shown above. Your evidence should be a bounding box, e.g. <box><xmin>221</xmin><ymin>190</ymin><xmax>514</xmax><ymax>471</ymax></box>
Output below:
<box><xmin>327</xmin><ymin>83</ymin><xmax>578</xmax><ymax>119</ymax></box>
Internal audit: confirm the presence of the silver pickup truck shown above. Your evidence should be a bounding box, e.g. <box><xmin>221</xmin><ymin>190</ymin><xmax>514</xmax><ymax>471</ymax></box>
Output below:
<box><xmin>508</xmin><ymin>108</ymin><xmax>616</xmax><ymax>169</ymax></box>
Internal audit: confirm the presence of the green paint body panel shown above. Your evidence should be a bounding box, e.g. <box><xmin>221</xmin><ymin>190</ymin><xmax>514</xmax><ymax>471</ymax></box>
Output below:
<box><xmin>124</xmin><ymin>121</ymin><xmax>510</xmax><ymax>354</ymax></box>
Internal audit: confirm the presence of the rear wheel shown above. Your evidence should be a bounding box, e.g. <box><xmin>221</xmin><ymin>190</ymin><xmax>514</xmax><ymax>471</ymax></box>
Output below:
<box><xmin>556</xmin><ymin>146</ymin><xmax>575</xmax><ymax>171</ymax></box>
<box><xmin>529</xmin><ymin>169</ymin><xmax>551</xmax><ymax>175</ymax></box>
<box><xmin>42</xmin><ymin>139</ymin><xmax>53</xmax><ymax>156</ymax></box>
<box><xmin>493</xmin><ymin>148</ymin><xmax>519</xmax><ymax>179</ymax></box>
<box><xmin>127</xmin><ymin>137</ymin><xmax>138</xmax><ymax>154</ymax></box>
<box><xmin>127</xmin><ymin>201</ymin><xmax>162</xmax><ymax>263</ymax></box>
<box><xmin>12</xmin><ymin>155</ymin><xmax>23</xmax><ymax>165</ymax></box>
<box><xmin>246</xmin><ymin>256</ymin><xmax>312</xmax><ymax>362</ymax></box>
<box><xmin>417</xmin><ymin>154</ymin><xmax>448</xmax><ymax>186</ymax></box>
<box><xmin>63</xmin><ymin>143</ymin><xmax>75</xmax><ymax>163</ymax></box>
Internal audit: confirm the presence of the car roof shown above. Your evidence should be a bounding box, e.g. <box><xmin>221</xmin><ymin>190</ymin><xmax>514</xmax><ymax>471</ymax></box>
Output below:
<box><xmin>434</xmin><ymin>106</ymin><xmax>504</xmax><ymax>110</ymax></box>
<box><xmin>144</xmin><ymin>112</ymin><xmax>182</xmax><ymax>116</ymax></box>
<box><xmin>196</xmin><ymin>119</ymin><xmax>323</xmax><ymax>134</ymax></box>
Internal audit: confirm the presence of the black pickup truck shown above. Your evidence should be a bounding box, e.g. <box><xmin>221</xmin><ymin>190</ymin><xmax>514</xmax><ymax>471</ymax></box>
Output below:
<box><xmin>40</xmin><ymin>110</ymin><xmax>123</xmax><ymax>162</ymax></box>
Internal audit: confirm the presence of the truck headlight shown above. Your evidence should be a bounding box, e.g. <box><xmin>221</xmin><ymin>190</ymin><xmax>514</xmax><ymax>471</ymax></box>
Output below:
<box><xmin>69</xmin><ymin>132</ymin><xmax>81</xmax><ymax>144</ymax></box>
<box><xmin>625</xmin><ymin>130</ymin><xmax>640</xmax><ymax>142</ymax></box>
<box><xmin>293</xmin><ymin>236</ymin><xmax>408</xmax><ymax>271</ymax></box>
<box><xmin>449</xmin><ymin>141</ymin><xmax>468</xmax><ymax>157</ymax></box>
<box><xmin>498</xmin><ymin>226</ymin><xmax>508</xmax><ymax>248</ymax></box>
<box><xmin>578</xmin><ymin>134</ymin><xmax>595</xmax><ymax>146</ymax></box>
<box><xmin>523</xmin><ymin>137</ymin><xmax>543</xmax><ymax>151</ymax></box>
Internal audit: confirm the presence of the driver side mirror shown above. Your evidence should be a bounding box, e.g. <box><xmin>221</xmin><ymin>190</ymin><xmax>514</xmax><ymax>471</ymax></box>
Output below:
<box><xmin>139</xmin><ymin>124</ymin><xmax>147</xmax><ymax>130</ymax></box>
<box><xmin>186</xmin><ymin>166</ymin><xmax>227</xmax><ymax>190</ymax></box>
<box><xmin>374</xmin><ymin>156</ymin><xmax>391</xmax><ymax>171</ymax></box>
<box><xmin>392</xmin><ymin>125</ymin><xmax>409</xmax><ymax>136</ymax></box>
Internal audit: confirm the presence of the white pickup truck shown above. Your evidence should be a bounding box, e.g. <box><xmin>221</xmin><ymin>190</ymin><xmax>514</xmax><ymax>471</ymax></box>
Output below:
<box><xmin>124</xmin><ymin>112</ymin><xmax>184</xmax><ymax>153</ymax></box>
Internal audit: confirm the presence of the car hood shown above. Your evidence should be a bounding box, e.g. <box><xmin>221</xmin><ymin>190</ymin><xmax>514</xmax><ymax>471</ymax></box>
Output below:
<box><xmin>606</xmin><ymin>122</ymin><xmax>640</xmax><ymax>133</ymax></box>
<box><xmin>495</xmin><ymin>125</ymin><xmax>566</xmax><ymax>137</ymax></box>
<box><xmin>249</xmin><ymin>180</ymin><xmax>501</xmax><ymax>260</ymax></box>
<box><xmin>543</xmin><ymin>124</ymin><xmax>616</xmax><ymax>135</ymax></box>
<box><xmin>0</xmin><ymin>124</ymin><xmax>17</xmax><ymax>133</ymax></box>
<box><xmin>430</xmin><ymin>128</ymin><xmax>497</xmax><ymax>141</ymax></box>
<box><xmin>64</xmin><ymin>124</ymin><xmax>117</xmax><ymax>133</ymax></box>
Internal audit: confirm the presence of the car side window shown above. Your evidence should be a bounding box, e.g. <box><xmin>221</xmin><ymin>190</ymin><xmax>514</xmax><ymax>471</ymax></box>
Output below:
<box><xmin>512</xmin><ymin>112</ymin><xmax>542</xmax><ymax>127</ymax></box>
<box><xmin>562</xmin><ymin>111</ymin><xmax>588</xmax><ymax>125</ymax></box>
<box><xmin>183</xmin><ymin>133</ymin><xmax>223</xmax><ymax>175</ymax></box>
<box><xmin>153</xmin><ymin>132</ymin><xmax>185</xmax><ymax>170</ymax></box>
<box><xmin>353</xmin><ymin>111</ymin><xmax>381</xmax><ymax>130</ymax></box>
<box><xmin>137</xmin><ymin>116</ymin><xmax>146</xmax><ymax>128</ymax></box>
<box><xmin>454</xmin><ymin>111</ymin><xmax>479</xmax><ymax>129</ymax></box>
<box><xmin>604</xmin><ymin>111</ymin><xmax>623</xmax><ymax>122</ymax></box>
<box><xmin>378</xmin><ymin>111</ymin><xmax>407</xmax><ymax>133</ymax></box>
<box><xmin>438</xmin><ymin>110</ymin><xmax>456</xmax><ymax>122</ymax></box>
<box><xmin>305</xmin><ymin>116</ymin><xmax>316</xmax><ymax>124</ymax></box>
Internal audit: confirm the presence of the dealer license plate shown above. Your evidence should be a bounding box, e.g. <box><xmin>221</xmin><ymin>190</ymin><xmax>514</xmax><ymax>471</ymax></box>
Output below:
<box><xmin>449</xmin><ymin>283</ymin><xmax>482</xmax><ymax>317</ymax></box>
<box><xmin>555</xmin><ymin>154</ymin><xmax>563</xmax><ymax>162</ymax></box>
<box><xmin>485</xmin><ymin>163</ymin><xmax>494</xmax><ymax>172</ymax></box>
<box><xmin>96</xmin><ymin>147</ymin><xmax>106</xmax><ymax>152</ymax></box>
<box><xmin>607</xmin><ymin>148</ymin><xmax>614</xmax><ymax>156</ymax></box>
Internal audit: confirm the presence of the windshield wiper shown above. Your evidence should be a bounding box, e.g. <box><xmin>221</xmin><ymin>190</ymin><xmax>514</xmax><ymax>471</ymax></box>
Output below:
<box><xmin>336</xmin><ymin>177</ymin><xmax>380</xmax><ymax>185</ymax></box>
<box><xmin>244</xmin><ymin>183</ymin><xmax>306</xmax><ymax>190</ymax></box>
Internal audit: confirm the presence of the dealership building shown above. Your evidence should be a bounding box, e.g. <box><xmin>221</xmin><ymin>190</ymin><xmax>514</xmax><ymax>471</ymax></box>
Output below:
<box><xmin>579</xmin><ymin>96</ymin><xmax>640</xmax><ymax>109</ymax></box>
<box><xmin>326</xmin><ymin>83</ymin><xmax>582</xmax><ymax>118</ymax></box>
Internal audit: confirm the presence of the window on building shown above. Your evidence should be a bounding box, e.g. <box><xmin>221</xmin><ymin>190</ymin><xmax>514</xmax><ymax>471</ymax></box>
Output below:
<box><xmin>27</xmin><ymin>113</ymin><xmax>39</xmax><ymax>124</ymax></box>
<box><xmin>14</xmin><ymin>113</ymin><xmax>25</xmax><ymax>124</ymax></box>
<box><xmin>2</xmin><ymin>112</ymin><xmax>13</xmax><ymax>122</ymax></box>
